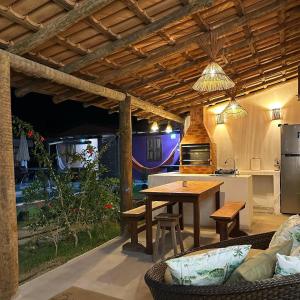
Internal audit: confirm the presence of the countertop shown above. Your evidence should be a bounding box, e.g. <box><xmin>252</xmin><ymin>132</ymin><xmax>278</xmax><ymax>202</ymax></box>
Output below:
<box><xmin>149</xmin><ymin>172</ymin><xmax>251</xmax><ymax>178</ymax></box>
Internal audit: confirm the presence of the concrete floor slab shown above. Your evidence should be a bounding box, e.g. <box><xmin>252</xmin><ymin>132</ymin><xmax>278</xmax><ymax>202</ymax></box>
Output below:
<box><xmin>16</xmin><ymin>212</ymin><xmax>289</xmax><ymax>300</ymax></box>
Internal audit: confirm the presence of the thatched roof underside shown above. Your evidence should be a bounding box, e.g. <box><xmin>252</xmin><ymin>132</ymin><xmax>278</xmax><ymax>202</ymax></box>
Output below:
<box><xmin>1</xmin><ymin>0</ymin><xmax>300</xmax><ymax>122</ymax></box>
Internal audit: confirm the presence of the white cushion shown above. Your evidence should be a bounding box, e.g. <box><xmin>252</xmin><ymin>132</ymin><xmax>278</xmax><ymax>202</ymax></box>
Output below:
<box><xmin>165</xmin><ymin>245</ymin><xmax>251</xmax><ymax>286</ymax></box>
<box><xmin>275</xmin><ymin>254</ymin><xmax>300</xmax><ymax>276</ymax></box>
<box><xmin>269</xmin><ymin>215</ymin><xmax>300</xmax><ymax>252</ymax></box>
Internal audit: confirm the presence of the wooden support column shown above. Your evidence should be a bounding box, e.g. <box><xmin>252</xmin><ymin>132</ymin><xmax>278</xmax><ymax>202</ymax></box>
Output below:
<box><xmin>119</xmin><ymin>95</ymin><xmax>133</xmax><ymax>234</ymax></box>
<box><xmin>298</xmin><ymin>66</ymin><xmax>300</xmax><ymax>100</ymax></box>
<box><xmin>0</xmin><ymin>53</ymin><xmax>18</xmax><ymax>299</ymax></box>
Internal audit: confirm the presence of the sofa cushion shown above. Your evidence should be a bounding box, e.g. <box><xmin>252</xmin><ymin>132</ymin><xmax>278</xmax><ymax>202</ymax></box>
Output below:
<box><xmin>275</xmin><ymin>254</ymin><xmax>300</xmax><ymax>276</ymax></box>
<box><xmin>227</xmin><ymin>240</ymin><xmax>292</xmax><ymax>283</ymax></box>
<box><xmin>165</xmin><ymin>245</ymin><xmax>251</xmax><ymax>286</ymax></box>
<box><xmin>269</xmin><ymin>215</ymin><xmax>300</xmax><ymax>252</ymax></box>
<box><xmin>164</xmin><ymin>248</ymin><xmax>263</xmax><ymax>284</ymax></box>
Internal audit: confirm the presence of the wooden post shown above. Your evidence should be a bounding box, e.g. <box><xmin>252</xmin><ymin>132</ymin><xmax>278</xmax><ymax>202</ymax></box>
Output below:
<box><xmin>298</xmin><ymin>66</ymin><xmax>300</xmax><ymax>100</ymax></box>
<box><xmin>0</xmin><ymin>53</ymin><xmax>19</xmax><ymax>299</ymax></box>
<box><xmin>119</xmin><ymin>95</ymin><xmax>133</xmax><ymax>234</ymax></box>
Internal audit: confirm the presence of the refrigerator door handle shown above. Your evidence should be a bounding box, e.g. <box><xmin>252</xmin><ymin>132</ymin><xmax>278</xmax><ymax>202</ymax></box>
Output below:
<box><xmin>284</xmin><ymin>154</ymin><xmax>300</xmax><ymax>157</ymax></box>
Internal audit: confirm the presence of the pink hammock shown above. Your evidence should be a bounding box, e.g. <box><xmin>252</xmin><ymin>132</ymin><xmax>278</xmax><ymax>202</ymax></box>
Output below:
<box><xmin>132</xmin><ymin>142</ymin><xmax>179</xmax><ymax>173</ymax></box>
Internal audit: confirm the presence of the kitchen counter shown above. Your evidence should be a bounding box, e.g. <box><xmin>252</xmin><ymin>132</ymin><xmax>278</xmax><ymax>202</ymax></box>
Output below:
<box><xmin>239</xmin><ymin>170</ymin><xmax>280</xmax><ymax>214</ymax></box>
<box><xmin>148</xmin><ymin>172</ymin><xmax>253</xmax><ymax>230</ymax></box>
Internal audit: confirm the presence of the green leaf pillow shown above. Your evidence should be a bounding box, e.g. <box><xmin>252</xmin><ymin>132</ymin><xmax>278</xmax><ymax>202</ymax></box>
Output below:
<box><xmin>166</xmin><ymin>245</ymin><xmax>251</xmax><ymax>286</ymax></box>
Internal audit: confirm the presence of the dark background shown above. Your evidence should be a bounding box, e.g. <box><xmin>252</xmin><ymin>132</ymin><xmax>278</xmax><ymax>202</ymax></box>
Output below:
<box><xmin>11</xmin><ymin>89</ymin><xmax>150</xmax><ymax>137</ymax></box>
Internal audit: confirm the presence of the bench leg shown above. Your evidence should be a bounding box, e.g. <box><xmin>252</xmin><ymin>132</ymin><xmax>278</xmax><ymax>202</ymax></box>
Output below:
<box><xmin>122</xmin><ymin>220</ymin><xmax>146</xmax><ymax>253</ymax></box>
<box><xmin>218</xmin><ymin>221</ymin><xmax>229</xmax><ymax>241</ymax></box>
<box><xmin>229</xmin><ymin>213</ymin><xmax>248</xmax><ymax>238</ymax></box>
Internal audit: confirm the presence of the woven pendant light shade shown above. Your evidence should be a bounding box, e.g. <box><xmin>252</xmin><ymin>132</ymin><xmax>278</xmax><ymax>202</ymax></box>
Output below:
<box><xmin>192</xmin><ymin>62</ymin><xmax>235</xmax><ymax>92</ymax></box>
<box><xmin>222</xmin><ymin>84</ymin><xmax>247</xmax><ymax>119</ymax></box>
<box><xmin>193</xmin><ymin>31</ymin><xmax>235</xmax><ymax>92</ymax></box>
<box><xmin>223</xmin><ymin>99</ymin><xmax>247</xmax><ymax>119</ymax></box>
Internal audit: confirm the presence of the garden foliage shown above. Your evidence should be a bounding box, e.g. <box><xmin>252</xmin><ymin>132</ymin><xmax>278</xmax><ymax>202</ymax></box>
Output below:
<box><xmin>13</xmin><ymin>117</ymin><xmax>120</xmax><ymax>255</ymax></box>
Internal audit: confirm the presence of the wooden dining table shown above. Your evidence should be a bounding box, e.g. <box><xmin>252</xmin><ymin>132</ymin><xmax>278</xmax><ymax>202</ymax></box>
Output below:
<box><xmin>141</xmin><ymin>180</ymin><xmax>224</xmax><ymax>254</ymax></box>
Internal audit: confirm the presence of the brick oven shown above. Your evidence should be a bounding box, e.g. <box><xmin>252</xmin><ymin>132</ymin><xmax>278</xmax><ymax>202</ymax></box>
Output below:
<box><xmin>180</xmin><ymin>106</ymin><xmax>217</xmax><ymax>174</ymax></box>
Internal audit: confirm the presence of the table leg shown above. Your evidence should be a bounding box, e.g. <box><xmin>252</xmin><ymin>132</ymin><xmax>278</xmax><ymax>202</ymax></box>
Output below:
<box><xmin>215</xmin><ymin>190</ymin><xmax>220</xmax><ymax>234</ymax></box>
<box><xmin>215</xmin><ymin>190</ymin><xmax>220</xmax><ymax>209</ymax></box>
<box><xmin>178</xmin><ymin>202</ymin><xmax>184</xmax><ymax>230</ymax></box>
<box><xmin>193</xmin><ymin>201</ymin><xmax>200</xmax><ymax>248</ymax></box>
<box><xmin>145</xmin><ymin>198</ymin><xmax>153</xmax><ymax>254</ymax></box>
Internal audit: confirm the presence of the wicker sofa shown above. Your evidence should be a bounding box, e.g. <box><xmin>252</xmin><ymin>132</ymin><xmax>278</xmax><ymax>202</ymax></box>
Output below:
<box><xmin>145</xmin><ymin>232</ymin><xmax>300</xmax><ymax>299</ymax></box>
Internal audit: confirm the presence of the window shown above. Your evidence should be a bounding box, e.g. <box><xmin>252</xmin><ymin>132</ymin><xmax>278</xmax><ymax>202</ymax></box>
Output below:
<box><xmin>147</xmin><ymin>136</ymin><xmax>162</xmax><ymax>161</ymax></box>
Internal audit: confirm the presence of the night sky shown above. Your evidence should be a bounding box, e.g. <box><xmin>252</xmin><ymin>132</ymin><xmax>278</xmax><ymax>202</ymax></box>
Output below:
<box><xmin>11</xmin><ymin>90</ymin><xmax>149</xmax><ymax>137</ymax></box>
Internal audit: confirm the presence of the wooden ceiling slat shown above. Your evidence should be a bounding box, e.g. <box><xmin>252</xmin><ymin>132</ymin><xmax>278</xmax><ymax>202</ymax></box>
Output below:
<box><xmin>0</xmin><ymin>0</ymin><xmax>297</xmax><ymax>122</ymax></box>
<box><xmin>59</xmin><ymin>0</ymin><xmax>212</xmax><ymax>74</ymax></box>
<box><xmin>7</xmin><ymin>0</ymin><xmax>115</xmax><ymax>55</ymax></box>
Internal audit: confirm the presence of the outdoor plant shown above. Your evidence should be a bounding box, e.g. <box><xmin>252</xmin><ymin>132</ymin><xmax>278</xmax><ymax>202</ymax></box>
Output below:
<box><xmin>13</xmin><ymin>117</ymin><xmax>120</xmax><ymax>255</ymax></box>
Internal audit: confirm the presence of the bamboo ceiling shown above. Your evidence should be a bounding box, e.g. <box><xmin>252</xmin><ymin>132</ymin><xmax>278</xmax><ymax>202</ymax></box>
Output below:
<box><xmin>1</xmin><ymin>0</ymin><xmax>300</xmax><ymax>122</ymax></box>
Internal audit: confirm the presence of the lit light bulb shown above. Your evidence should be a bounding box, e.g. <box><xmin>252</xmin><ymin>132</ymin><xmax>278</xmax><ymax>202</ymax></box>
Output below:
<box><xmin>150</xmin><ymin>121</ymin><xmax>159</xmax><ymax>132</ymax></box>
<box><xmin>165</xmin><ymin>122</ymin><xmax>172</xmax><ymax>134</ymax></box>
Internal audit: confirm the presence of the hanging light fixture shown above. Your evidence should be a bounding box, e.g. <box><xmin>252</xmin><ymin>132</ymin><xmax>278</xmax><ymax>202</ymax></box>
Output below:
<box><xmin>150</xmin><ymin>121</ymin><xmax>159</xmax><ymax>132</ymax></box>
<box><xmin>193</xmin><ymin>62</ymin><xmax>235</xmax><ymax>92</ymax></box>
<box><xmin>165</xmin><ymin>122</ymin><xmax>173</xmax><ymax>133</ymax></box>
<box><xmin>222</xmin><ymin>85</ymin><xmax>247</xmax><ymax>119</ymax></box>
<box><xmin>192</xmin><ymin>32</ymin><xmax>235</xmax><ymax>92</ymax></box>
<box><xmin>223</xmin><ymin>99</ymin><xmax>247</xmax><ymax>119</ymax></box>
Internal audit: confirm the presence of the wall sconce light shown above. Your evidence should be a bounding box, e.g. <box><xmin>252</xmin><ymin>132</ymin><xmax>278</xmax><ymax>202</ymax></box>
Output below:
<box><xmin>272</xmin><ymin>108</ymin><xmax>281</xmax><ymax>120</ymax></box>
<box><xmin>150</xmin><ymin>121</ymin><xmax>159</xmax><ymax>132</ymax></box>
<box><xmin>216</xmin><ymin>113</ymin><xmax>225</xmax><ymax>125</ymax></box>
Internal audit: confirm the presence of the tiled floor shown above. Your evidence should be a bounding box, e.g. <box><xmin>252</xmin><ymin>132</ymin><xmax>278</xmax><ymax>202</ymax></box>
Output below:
<box><xmin>16</xmin><ymin>212</ymin><xmax>289</xmax><ymax>300</ymax></box>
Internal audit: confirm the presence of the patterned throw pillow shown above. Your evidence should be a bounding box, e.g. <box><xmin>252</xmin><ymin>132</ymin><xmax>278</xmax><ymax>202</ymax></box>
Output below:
<box><xmin>269</xmin><ymin>215</ymin><xmax>300</xmax><ymax>252</ymax></box>
<box><xmin>165</xmin><ymin>245</ymin><xmax>251</xmax><ymax>286</ymax></box>
<box><xmin>275</xmin><ymin>254</ymin><xmax>300</xmax><ymax>276</ymax></box>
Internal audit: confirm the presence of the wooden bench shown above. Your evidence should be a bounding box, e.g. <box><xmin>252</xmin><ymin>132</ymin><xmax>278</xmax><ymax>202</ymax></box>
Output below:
<box><xmin>210</xmin><ymin>201</ymin><xmax>248</xmax><ymax>241</ymax></box>
<box><xmin>122</xmin><ymin>201</ymin><xmax>176</xmax><ymax>252</ymax></box>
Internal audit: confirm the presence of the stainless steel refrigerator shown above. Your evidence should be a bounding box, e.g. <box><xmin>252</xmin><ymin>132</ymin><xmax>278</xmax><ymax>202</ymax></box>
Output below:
<box><xmin>281</xmin><ymin>124</ymin><xmax>300</xmax><ymax>213</ymax></box>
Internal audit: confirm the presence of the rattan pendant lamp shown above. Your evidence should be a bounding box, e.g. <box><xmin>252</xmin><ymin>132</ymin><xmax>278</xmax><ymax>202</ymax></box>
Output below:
<box><xmin>222</xmin><ymin>85</ymin><xmax>247</xmax><ymax>119</ymax></box>
<box><xmin>192</xmin><ymin>31</ymin><xmax>235</xmax><ymax>92</ymax></box>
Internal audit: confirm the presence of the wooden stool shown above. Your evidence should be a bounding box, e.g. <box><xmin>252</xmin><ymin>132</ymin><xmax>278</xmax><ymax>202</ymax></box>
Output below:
<box><xmin>153</xmin><ymin>213</ymin><xmax>184</xmax><ymax>261</ymax></box>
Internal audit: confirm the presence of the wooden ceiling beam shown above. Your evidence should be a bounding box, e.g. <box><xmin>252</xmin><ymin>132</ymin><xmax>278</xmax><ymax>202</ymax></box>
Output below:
<box><xmin>11</xmin><ymin>1</ymin><xmax>290</xmax><ymax>100</ymax></box>
<box><xmin>170</xmin><ymin>62</ymin><xmax>299</xmax><ymax>111</ymax></box>
<box><xmin>155</xmin><ymin>49</ymin><xmax>300</xmax><ymax>108</ymax></box>
<box><xmin>52</xmin><ymin>0</ymin><xmax>76</xmax><ymax>10</ymax></box>
<box><xmin>122</xmin><ymin>21</ymin><xmax>297</xmax><ymax>92</ymax></box>
<box><xmin>201</xmin><ymin>72</ymin><xmax>298</xmax><ymax>108</ymax></box>
<box><xmin>7</xmin><ymin>0</ymin><xmax>115</xmax><ymax>55</ymax></box>
<box><xmin>174</xmin><ymin>73</ymin><xmax>298</xmax><ymax>115</ymax></box>
<box><xmin>122</xmin><ymin>0</ymin><xmax>153</xmax><ymax>24</ymax></box>
<box><xmin>60</xmin><ymin>0</ymin><xmax>212</xmax><ymax>74</ymax></box>
<box><xmin>143</xmin><ymin>41</ymin><xmax>300</xmax><ymax>100</ymax></box>
<box><xmin>15</xmin><ymin>0</ymin><xmax>283</xmax><ymax>100</ymax></box>
<box><xmin>93</xmin><ymin>0</ymin><xmax>284</xmax><ymax>85</ymax></box>
<box><xmin>13</xmin><ymin>0</ymin><xmax>211</xmax><ymax>98</ymax></box>
<box><xmin>3</xmin><ymin>49</ymin><xmax>184</xmax><ymax>123</ymax></box>
<box><xmin>192</xmin><ymin>12</ymin><xmax>210</xmax><ymax>31</ymax></box>
<box><xmin>86</xmin><ymin>16</ymin><xmax>120</xmax><ymax>40</ymax></box>
<box><xmin>24</xmin><ymin>31</ymin><xmax>300</xmax><ymax>104</ymax></box>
